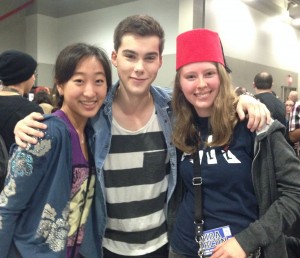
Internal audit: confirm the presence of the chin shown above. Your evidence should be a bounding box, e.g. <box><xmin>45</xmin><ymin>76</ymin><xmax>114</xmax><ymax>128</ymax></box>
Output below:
<box><xmin>88</xmin><ymin>110</ymin><xmax>99</xmax><ymax>117</ymax></box>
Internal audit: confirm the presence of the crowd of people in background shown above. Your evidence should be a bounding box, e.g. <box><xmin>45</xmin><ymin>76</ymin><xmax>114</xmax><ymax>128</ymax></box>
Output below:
<box><xmin>33</xmin><ymin>86</ymin><xmax>55</xmax><ymax>114</ymax></box>
<box><xmin>235</xmin><ymin>75</ymin><xmax>300</xmax><ymax>162</ymax></box>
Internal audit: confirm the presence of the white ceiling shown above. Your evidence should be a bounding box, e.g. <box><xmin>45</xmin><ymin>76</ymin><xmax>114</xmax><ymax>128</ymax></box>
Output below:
<box><xmin>35</xmin><ymin>0</ymin><xmax>140</xmax><ymax>17</ymax></box>
<box><xmin>0</xmin><ymin>0</ymin><xmax>298</xmax><ymax>27</ymax></box>
<box><xmin>0</xmin><ymin>0</ymin><xmax>139</xmax><ymax>19</ymax></box>
<box><xmin>0</xmin><ymin>0</ymin><xmax>291</xmax><ymax>18</ymax></box>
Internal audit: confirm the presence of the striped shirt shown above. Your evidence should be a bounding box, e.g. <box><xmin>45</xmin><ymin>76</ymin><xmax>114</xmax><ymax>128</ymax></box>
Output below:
<box><xmin>289</xmin><ymin>101</ymin><xmax>300</xmax><ymax>156</ymax></box>
<box><xmin>102</xmin><ymin>109</ymin><xmax>170</xmax><ymax>255</ymax></box>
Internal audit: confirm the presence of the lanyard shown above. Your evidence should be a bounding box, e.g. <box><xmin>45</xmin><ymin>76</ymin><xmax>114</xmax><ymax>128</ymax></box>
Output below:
<box><xmin>193</xmin><ymin>149</ymin><xmax>204</xmax><ymax>258</ymax></box>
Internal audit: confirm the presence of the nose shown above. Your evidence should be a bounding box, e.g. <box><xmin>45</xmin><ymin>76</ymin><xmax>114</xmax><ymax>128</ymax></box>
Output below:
<box><xmin>134</xmin><ymin>59</ymin><xmax>144</xmax><ymax>74</ymax></box>
<box><xmin>198</xmin><ymin>76</ymin><xmax>207</xmax><ymax>88</ymax></box>
<box><xmin>83</xmin><ymin>82</ymin><xmax>96</xmax><ymax>97</ymax></box>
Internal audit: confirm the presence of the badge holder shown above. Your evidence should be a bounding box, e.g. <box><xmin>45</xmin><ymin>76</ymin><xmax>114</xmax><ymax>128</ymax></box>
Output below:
<box><xmin>193</xmin><ymin>150</ymin><xmax>205</xmax><ymax>257</ymax></box>
<box><xmin>193</xmin><ymin>146</ymin><xmax>233</xmax><ymax>257</ymax></box>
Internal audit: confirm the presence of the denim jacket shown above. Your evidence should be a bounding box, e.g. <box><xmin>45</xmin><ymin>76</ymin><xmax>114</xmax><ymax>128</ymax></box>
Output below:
<box><xmin>0</xmin><ymin>114</ymin><xmax>100</xmax><ymax>258</ymax></box>
<box><xmin>0</xmin><ymin>115</ymin><xmax>72</xmax><ymax>258</ymax></box>
<box><xmin>80</xmin><ymin>82</ymin><xmax>177</xmax><ymax>258</ymax></box>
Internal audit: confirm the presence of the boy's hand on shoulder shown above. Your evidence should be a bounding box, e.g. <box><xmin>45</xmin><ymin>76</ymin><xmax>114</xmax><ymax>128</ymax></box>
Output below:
<box><xmin>236</xmin><ymin>94</ymin><xmax>271</xmax><ymax>132</ymax></box>
<box><xmin>14</xmin><ymin>112</ymin><xmax>47</xmax><ymax>148</ymax></box>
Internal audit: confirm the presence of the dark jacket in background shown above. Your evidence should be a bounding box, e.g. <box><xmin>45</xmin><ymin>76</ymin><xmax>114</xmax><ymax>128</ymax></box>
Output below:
<box><xmin>255</xmin><ymin>92</ymin><xmax>285</xmax><ymax>126</ymax></box>
<box><xmin>0</xmin><ymin>95</ymin><xmax>43</xmax><ymax>151</ymax></box>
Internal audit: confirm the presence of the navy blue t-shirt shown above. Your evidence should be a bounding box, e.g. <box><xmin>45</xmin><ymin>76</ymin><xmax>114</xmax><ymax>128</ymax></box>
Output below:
<box><xmin>171</xmin><ymin>118</ymin><xmax>258</xmax><ymax>257</ymax></box>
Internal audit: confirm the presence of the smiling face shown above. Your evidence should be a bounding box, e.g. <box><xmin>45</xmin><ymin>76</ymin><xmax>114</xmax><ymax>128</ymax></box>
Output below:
<box><xmin>179</xmin><ymin>61</ymin><xmax>220</xmax><ymax>117</ymax></box>
<box><xmin>57</xmin><ymin>56</ymin><xmax>107</xmax><ymax>126</ymax></box>
<box><xmin>111</xmin><ymin>34</ymin><xmax>162</xmax><ymax>98</ymax></box>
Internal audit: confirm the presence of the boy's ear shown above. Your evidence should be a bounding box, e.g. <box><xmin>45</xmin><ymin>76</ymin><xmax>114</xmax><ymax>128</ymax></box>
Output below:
<box><xmin>111</xmin><ymin>51</ymin><xmax>117</xmax><ymax>67</ymax></box>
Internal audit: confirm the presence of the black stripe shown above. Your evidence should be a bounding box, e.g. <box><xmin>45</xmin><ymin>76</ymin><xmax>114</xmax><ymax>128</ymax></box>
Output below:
<box><xmin>109</xmin><ymin>132</ymin><xmax>166</xmax><ymax>153</ymax></box>
<box><xmin>104</xmin><ymin>152</ymin><xmax>170</xmax><ymax>187</ymax></box>
<box><xmin>105</xmin><ymin>221</ymin><xmax>167</xmax><ymax>244</ymax></box>
<box><xmin>107</xmin><ymin>191</ymin><xmax>166</xmax><ymax>219</ymax></box>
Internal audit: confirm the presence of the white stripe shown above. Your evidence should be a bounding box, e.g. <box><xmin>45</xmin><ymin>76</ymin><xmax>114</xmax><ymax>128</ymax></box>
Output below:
<box><xmin>106</xmin><ymin>175</ymin><xmax>169</xmax><ymax>203</ymax></box>
<box><xmin>106</xmin><ymin>209</ymin><xmax>166</xmax><ymax>232</ymax></box>
<box><xmin>105</xmin><ymin>152</ymin><xmax>144</xmax><ymax>170</ymax></box>
<box><xmin>112</xmin><ymin>109</ymin><xmax>160</xmax><ymax>134</ymax></box>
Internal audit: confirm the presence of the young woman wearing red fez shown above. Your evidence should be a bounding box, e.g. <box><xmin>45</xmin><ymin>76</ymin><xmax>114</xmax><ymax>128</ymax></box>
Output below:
<box><xmin>169</xmin><ymin>29</ymin><xmax>300</xmax><ymax>258</ymax></box>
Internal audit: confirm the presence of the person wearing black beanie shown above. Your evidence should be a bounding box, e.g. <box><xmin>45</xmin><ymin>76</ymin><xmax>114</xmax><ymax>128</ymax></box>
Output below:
<box><xmin>0</xmin><ymin>50</ymin><xmax>37</xmax><ymax>95</ymax></box>
<box><xmin>0</xmin><ymin>50</ymin><xmax>43</xmax><ymax>163</ymax></box>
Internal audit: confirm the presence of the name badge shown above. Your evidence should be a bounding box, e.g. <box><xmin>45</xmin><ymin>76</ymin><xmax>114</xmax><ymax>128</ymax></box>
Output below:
<box><xmin>201</xmin><ymin>225</ymin><xmax>232</xmax><ymax>257</ymax></box>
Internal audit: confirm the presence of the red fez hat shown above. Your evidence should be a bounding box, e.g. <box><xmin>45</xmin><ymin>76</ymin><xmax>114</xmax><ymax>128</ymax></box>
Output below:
<box><xmin>176</xmin><ymin>29</ymin><xmax>229</xmax><ymax>71</ymax></box>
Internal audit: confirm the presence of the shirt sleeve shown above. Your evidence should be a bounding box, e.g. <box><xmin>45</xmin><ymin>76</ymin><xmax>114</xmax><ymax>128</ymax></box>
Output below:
<box><xmin>289</xmin><ymin>102</ymin><xmax>300</xmax><ymax>132</ymax></box>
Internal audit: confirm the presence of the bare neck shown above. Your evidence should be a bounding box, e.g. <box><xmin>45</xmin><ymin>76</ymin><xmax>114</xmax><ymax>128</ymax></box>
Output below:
<box><xmin>0</xmin><ymin>86</ymin><xmax>24</xmax><ymax>96</ymax></box>
<box><xmin>112</xmin><ymin>87</ymin><xmax>154</xmax><ymax>131</ymax></box>
<box><xmin>255</xmin><ymin>89</ymin><xmax>272</xmax><ymax>94</ymax></box>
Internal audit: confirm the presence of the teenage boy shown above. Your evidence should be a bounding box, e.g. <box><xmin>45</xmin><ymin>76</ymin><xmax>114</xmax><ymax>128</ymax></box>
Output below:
<box><xmin>14</xmin><ymin>15</ymin><xmax>270</xmax><ymax>258</ymax></box>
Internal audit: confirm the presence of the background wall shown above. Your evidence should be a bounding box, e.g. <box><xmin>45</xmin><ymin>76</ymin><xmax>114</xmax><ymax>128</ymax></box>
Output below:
<box><xmin>1</xmin><ymin>0</ymin><xmax>299</xmax><ymax>101</ymax></box>
<box><xmin>205</xmin><ymin>0</ymin><xmax>300</xmax><ymax>98</ymax></box>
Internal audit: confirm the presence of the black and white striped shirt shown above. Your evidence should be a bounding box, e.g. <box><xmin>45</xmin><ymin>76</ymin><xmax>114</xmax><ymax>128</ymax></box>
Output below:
<box><xmin>103</xmin><ymin>109</ymin><xmax>170</xmax><ymax>255</ymax></box>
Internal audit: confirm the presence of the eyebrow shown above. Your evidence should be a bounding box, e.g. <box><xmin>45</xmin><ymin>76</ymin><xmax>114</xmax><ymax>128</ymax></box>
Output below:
<box><xmin>73</xmin><ymin>71</ymin><xmax>106</xmax><ymax>76</ymax></box>
<box><xmin>122</xmin><ymin>49</ymin><xmax>159</xmax><ymax>57</ymax></box>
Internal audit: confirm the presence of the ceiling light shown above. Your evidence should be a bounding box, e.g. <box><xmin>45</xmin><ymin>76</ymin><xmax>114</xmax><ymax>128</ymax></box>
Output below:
<box><xmin>289</xmin><ymin>4</ymin><xmax>300</xmax><ymax>18</ymax></box>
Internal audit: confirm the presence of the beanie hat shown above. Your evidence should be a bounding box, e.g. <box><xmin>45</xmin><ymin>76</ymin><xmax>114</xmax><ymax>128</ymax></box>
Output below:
<box><xmin>0</xmin><ymin>50</ymin><xmax>37</xmax><ymax>86</ymax></box>
<box><xmin>176</xmin><ymin>29</ymin><xmax>231</xmax><ymax>72</ymax></box>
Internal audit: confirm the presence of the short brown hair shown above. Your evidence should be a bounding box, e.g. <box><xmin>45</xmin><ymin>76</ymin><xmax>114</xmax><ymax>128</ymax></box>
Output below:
<box><xmin>113</xmin><ymin>15</ymin><xmax>165</xmax><ymax>55</ymax></box>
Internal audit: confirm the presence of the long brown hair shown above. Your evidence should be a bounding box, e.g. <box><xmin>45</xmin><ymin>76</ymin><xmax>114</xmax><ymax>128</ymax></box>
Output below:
<box><xmin>172</xmin><ymin>63</ymin><xmax>238</xmax><ymax>154</ymax></box>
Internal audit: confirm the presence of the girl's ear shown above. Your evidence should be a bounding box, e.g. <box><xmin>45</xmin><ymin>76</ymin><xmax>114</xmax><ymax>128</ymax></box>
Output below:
<box><xmin>56</xmin><ymin>84</ymin><xmax>63</xmax><ymax>96</ymax></box>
